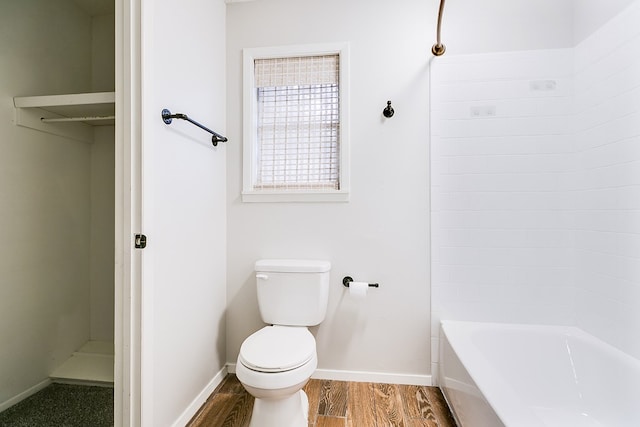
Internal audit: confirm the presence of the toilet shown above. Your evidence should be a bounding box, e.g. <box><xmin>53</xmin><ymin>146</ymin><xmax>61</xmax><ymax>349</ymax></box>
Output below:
<box><xmin>236</xmin><ymin>259</ymin><xmax>331</xmax><ymax>427</ymax></box>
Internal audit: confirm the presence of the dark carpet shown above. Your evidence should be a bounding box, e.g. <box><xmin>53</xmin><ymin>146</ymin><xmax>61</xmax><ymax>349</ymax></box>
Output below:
<box><xmin>0</xmin><ymin>383</ymin><xmax>113</xmax><ymax>427</ymax></box>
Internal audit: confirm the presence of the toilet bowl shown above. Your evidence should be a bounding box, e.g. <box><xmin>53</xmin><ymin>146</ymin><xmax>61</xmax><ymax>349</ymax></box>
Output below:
<box><xmin>236</xmin><ymin>325</ymin><xmax>317</xmax><ymax>427</ymax></box>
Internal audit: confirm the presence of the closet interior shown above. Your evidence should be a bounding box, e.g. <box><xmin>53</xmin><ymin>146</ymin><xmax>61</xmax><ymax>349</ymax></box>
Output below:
<box><xmin>1</xmin><ymin>0</ymin><xmax>115</xmax><ymax>409</ymax></box>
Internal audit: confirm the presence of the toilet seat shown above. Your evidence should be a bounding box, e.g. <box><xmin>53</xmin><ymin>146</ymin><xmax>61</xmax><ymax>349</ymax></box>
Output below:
<box><xmin>239</xmin><ymin>326</ymin><xmax>316</xmax><ymax>373</ymax></box>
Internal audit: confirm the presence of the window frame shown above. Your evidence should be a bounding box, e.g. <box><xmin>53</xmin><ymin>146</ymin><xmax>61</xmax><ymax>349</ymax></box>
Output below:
<box><xmin>242</xmin><ymin>43</ymin><xmax>350</xmax><ymax>203</ymax></box>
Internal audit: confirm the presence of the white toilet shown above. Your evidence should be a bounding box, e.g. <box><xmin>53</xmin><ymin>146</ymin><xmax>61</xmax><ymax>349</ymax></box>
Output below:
<box><xmin>236</xmin><ymin>259</ymin><xmax>331</xmax><ymax>427</ymax></box>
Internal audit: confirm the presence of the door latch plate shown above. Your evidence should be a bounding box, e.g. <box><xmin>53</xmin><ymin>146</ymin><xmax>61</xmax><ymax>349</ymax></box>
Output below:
<box><xmin>134</xmin><ymin>234</ymin><xmax>147</xmax><ymax>249</ymax></box>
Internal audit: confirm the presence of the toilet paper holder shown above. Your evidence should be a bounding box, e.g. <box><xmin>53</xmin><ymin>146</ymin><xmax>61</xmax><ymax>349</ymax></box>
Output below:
<box><xmin>342</xmin><ymin>276</ymin><xmax>379</xmax><ymax>288</ymax></box>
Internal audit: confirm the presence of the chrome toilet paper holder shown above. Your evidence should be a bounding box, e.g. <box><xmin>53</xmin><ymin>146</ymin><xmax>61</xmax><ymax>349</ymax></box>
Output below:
<box><xmin>342</xmin><ymin>276</ymin><xmax>379</xmax><ymax>288</ymax></box>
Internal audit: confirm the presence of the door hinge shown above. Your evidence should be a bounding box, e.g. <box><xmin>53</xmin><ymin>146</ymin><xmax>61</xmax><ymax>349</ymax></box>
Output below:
<box><xmin>134</xmin><ymin>234</ymin><xmax>147</xmax><ymax>249</ymax></box>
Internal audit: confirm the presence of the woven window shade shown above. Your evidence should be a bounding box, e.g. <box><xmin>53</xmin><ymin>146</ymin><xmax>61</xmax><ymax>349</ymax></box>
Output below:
<box><xmin>255</xmin><ymin>55</ymin><xmax>339</xmax><ymax>87</ymax></box>
<box><xmin>254</xmin><ymin>55</ymin><xmax>340</xmax><ymax>191</ymax></box>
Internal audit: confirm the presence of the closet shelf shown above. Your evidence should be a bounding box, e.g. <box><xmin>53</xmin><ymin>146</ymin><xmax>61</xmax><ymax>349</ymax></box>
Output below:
<box><xmin>14</xmin><ymin>92</ymin><xmax>115</xmax><ymax>121</ymax></box>
<box><xmin>13</xmin><ymin>92</ymin><xmax>115</xmax><ymax>143</ymax></box>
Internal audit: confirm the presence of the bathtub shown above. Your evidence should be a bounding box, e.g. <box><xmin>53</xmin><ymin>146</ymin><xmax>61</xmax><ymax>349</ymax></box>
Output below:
<box><xmin>438</xmin><ymin>321</ymin><xmax>640</xmax><ymax>427</ymax></box>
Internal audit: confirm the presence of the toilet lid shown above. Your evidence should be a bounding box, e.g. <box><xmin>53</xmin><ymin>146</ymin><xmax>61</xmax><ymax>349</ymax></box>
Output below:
<box><xmin>239</xmin><ymin>326</ymin><xmax>316</xmax><ymax>373</ymax></box>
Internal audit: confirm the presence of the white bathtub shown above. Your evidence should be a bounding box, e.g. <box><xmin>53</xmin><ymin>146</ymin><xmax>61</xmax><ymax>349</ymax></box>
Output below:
<box><xmin>439</xmin><ymin>321</ymin><xmax>640</xmax><ymax>427</ymax></box>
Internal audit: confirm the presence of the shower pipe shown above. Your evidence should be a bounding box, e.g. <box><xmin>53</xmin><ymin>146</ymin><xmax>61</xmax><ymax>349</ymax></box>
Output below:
<box><xmin>432</xmin><ymin>0</ymin><xmax>446</xmax><ymax>56</ymax></box>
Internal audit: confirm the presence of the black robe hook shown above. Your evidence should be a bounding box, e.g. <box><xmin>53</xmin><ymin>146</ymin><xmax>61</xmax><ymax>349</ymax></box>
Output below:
<box><xmin>383</xmin><ymin>100</ymin><xmax>394</xmax><ymax>118</ymax></box>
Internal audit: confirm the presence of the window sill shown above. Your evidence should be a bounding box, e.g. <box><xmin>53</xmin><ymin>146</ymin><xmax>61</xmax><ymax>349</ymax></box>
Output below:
<box><xmin>241</xmin><ymin>190</ymin><xmax>349</xmax><ymax>203</ymax></box>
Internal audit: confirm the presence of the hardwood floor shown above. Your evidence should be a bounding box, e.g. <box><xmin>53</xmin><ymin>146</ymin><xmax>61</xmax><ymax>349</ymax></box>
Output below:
<box><xmin>188</xmin><ymin>375</ymin><xmax>457</xmax><ymax>427</ymax></box>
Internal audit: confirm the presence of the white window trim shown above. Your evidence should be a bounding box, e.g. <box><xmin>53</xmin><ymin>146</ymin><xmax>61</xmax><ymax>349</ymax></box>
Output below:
<box><xmin>242</xmin><ymin>42</ymin><xmax>350</xmax><ymax>203</ymax></box>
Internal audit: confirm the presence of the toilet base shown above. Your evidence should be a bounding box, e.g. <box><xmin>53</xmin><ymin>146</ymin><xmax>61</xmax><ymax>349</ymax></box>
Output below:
<box><xmin>248</xmin><ymin>389</ymin><xmax>309</xmax><ymax>427</ymax></box>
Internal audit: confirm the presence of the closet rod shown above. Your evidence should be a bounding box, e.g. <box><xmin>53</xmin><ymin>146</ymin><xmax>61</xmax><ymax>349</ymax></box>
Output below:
<box><xmin>41</xmin><ymin>115</ymin><xmax>116</xmax><ymax>123</ymax></box>
<box><xmin>161</xmin><ymin>108</ymin><xmax>228</xmax><ymax>147</ymax></box>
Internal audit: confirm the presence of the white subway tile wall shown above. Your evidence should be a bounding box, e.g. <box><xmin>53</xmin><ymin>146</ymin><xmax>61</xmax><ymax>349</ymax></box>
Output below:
<box><xmin>431</xmin><ymin>1</ymin><xmax>640</xmax><ymax>365</ymax></box>
<box><xmin>572</xmin><ymin>1</ymin><xmax>640</xmax><ymax>359</ymax></box>
<box><xmin>431</xmin><ymin>48</ymin><xmax>575</xmax><ymax>335</ymax></box>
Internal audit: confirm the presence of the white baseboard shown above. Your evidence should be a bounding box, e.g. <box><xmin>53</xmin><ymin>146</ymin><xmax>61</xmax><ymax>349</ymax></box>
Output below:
<box><xmin>0</xmin><ymin>378</ymin><xmax>52</xmax><ymax>412</ymax></box>
<box><xmin>172</xmin><ymin>365</ymin><xmax>228</xmax><ymax>427</ymax></box>
<box><xmin>226</xmin><ymin>363</ymin><xmax>431</xmax><ymax>386</ymax></box>
<box><xmin>313</xmin><ymin>369</ymin><xmax>432</xmax><ymax>386</ymax></box>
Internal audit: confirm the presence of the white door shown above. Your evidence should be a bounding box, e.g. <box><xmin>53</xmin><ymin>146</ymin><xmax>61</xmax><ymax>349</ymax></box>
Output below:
<box><xmin>115</xmin><ymin>0</ymin><xmax>228</xmax><ymax>426</ymax></box>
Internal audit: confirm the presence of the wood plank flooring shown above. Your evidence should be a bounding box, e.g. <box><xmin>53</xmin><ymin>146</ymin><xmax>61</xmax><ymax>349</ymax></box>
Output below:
<box><xmin>188</xmin><ymin>375</ymin><xmax>457</xmax><ymax>427</ymax></box>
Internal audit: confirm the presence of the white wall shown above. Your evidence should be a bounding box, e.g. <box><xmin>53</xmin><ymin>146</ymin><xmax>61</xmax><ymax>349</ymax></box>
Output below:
<box><xmin>226</xmin><ymin>0</ymin><xmax>433</xmax><ymax>383</ymax></box>
<box><xmin>0</xmin><ymin>0</ymin><xmax>93</xmax><ymax>407</ymax></box>
<box><xmin>432</xmin><ymin>0</ymin><xmax>640</xmax><ymax>364</ymax></box>
<box><xmin>572</xmin><ymin>0</ymin><xmax>638</xmax><ymax>43</ymax></box>
<box><xmin>572</xmin><ymin>1</ymin><xmax>640</xmax><ymax>359</ymax></box>
<box><xmin>91</xmin><ymin>13</ymin><xmax>116</xmax><ymax>93</ymax></box>
<box><xmin>444</xmin><ymin>0</ymin><xmax>574</xmax><ymax>55</ymax></box>
<box><xmin>141</xmin><ymin>0</ymin><xmax>227</xmax><ymax>424</ymax></box>
<box><xmin>89</xmin><ymin>12</ymin><xmax>115</xmax><ymax>343</ymax></box>
<box><xmin>90</xmin><ymin>126</ymin><xmax>115</xmax><ymax>342</ymax></box>
<box><xmin>442</xmin><ymin>0</ymin><xmax>637</xmax><ymax>55</ymax></box>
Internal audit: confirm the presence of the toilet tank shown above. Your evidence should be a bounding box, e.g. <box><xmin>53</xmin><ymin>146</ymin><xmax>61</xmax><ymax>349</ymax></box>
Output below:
<box><xmin>255</xmin><ymin>259</ymin><xmax>331</xmax><ymax>326</ymax></box>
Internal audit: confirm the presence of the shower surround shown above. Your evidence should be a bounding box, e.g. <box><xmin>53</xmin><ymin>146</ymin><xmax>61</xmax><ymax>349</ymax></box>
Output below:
<box><xmin>431</xmin><ymin>0</ymin><xmax>640</xmax><ymax>373</ymax></box>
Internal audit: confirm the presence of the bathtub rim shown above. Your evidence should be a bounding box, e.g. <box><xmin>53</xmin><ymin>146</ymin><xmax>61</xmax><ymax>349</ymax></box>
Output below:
<box><xmin>440</xmin><ymin>320</ymin><xmax>529</xmax><ymax>427</ymax></box>
<box><xmin>439</xmin><ymin>319</ymin><xmax>640</xmax><ymax>427</ymax></box>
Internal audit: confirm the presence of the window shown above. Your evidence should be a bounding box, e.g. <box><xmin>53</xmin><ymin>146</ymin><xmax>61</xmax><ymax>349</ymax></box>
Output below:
<box><xmin>242</xmin><ymin>43</ymin><xmax>350</xmax><ymax>202</ymax></box>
